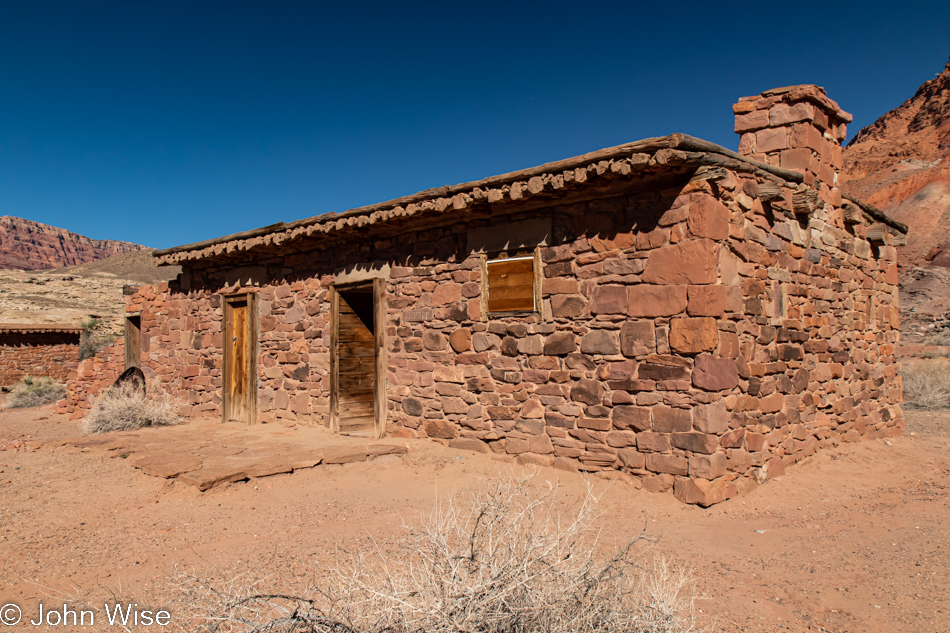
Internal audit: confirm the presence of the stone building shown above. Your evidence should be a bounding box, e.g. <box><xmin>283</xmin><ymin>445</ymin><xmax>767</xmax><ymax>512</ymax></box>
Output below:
<box><xmin>63</xmin><ymin>85</ymin><xmax>908</xmax><ymax>505</ymax></box>
<box><xmin>1</xmin><ymin>324</ymin><xmax>83</xmax><ymax>386</ymax></box>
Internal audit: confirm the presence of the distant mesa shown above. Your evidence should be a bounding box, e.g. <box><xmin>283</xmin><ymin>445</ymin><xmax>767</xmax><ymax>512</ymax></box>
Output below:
<box><xmin>0</xmin><ymin>215</ymin><xmax>146</xmax><ymax>271</ymax></box>
<box><xmin>841</xmin><ymin>56</ymin><xmax>950</xmax><ymax>267</ymax></box>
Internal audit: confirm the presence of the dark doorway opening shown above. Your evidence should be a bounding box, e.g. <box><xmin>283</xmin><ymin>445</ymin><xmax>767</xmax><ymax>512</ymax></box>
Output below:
<box><xmin>331</xmin><ymin>282</ymin><xmax>382</xmax><ymax>437</ymax></box>
<box><xmin>124</xmin><ymin>315</ymin><xmax>141</xmax><ymax>370</ymax></box>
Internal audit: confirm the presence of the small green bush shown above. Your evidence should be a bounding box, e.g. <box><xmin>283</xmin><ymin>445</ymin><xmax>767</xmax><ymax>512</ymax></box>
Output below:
<box><xmin>83</xmin><ymin>380</ymin><xmax>180</xmax><ymax>433</ymax></box>
<box><xmin>902</xmin><ymin>358</ymin><xmax>950</xmax><ymax>410</ymax></box>
<box><xmin>9</xmin><ymin>376</ymin><xmax>66</xmax><ymax>408</ymax></box>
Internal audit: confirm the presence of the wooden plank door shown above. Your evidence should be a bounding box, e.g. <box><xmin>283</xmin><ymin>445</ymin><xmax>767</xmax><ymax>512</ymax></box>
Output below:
<box><xmin>332</xmin><ymin>286</ymin><xmax>376</xmax><ymax>436</ymax></box>
<box><xmin>224</xmin><ymin>294</ymin><xmax>257</xmax><ymax>424</ymax></box>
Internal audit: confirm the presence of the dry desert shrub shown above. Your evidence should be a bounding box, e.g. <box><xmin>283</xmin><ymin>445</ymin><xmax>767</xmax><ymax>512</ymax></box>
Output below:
<box><xmin>83</xmin><ymin>379</ymin><xmax>180</xmax><ymax>433</ymax></box>
<box><xmin>79</xmin><ymin>317</ymin><xmax>116</xmax><ymax>360</ymax></box>
<box><xmin>902</xmin><ymin>358</ymin><xmax>950</xmax><ymax>410</ymax></box>
<box><xmin>174</xmin><ymin>476</ymin><xmax>706</xmax><ymax>633</ymax></box>
<box><xmin>9</xmin><ymin>376</ymin><xmax>66</xmax><ymax>408</ymax></box>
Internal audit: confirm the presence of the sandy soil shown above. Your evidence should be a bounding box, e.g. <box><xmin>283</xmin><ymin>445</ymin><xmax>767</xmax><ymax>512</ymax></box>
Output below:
<box><xmin>0</xmin><ymin>402</ymin><xmax>947</xmax><ymax>633</ymax></box>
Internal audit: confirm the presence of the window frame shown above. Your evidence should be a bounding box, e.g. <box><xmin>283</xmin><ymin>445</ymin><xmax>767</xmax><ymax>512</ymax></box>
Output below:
<box><xmin>480</xmin><ymin>246</ymin><xmax>543</xmax><ymax>320</ymax></box>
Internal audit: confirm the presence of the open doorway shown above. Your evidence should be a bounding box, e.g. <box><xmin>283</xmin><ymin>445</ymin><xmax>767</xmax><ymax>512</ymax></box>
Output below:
<box><xmin>124</xmin><ymin>314</ymin><xmax>141</xmax><ymax>369</ymax></box>
<box><xmin>330</xmin><ymin>280</ymin><xmax>386</xmax><ymax>437</ymax></box>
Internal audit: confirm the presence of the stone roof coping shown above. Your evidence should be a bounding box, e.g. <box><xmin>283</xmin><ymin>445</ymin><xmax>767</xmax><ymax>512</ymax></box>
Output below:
<box><xmin>154</xmin><ymin>132</ymin><xmax>903</xmax><ymax>264</ymax></box>
<box><xmin>0</xmin><ymin>323</ymin><xmax>85</xmax><ymax>334</ymax></box>
<box><xmin>842</xmin><ymin>194</ymin><xmax>909</xmax><ymax>234</ymax></box>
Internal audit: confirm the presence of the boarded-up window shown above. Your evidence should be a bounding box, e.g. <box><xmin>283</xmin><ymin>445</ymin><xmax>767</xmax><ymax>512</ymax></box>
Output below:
<box><xmin>487</xmin><ymin>257</ymin><xmax>536</xmax><ymax>313</ymax></box>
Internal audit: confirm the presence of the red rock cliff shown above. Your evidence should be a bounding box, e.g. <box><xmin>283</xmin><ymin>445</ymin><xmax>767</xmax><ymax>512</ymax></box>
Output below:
<box><xmin>0</xmin><ymin>216</ymin><xmax>145</xmax><ymax>271</ymax></box>
<box><xmin>841</xmin><ymin>56</ymin><xmax>950</xmax><ymax>266</ymax></box>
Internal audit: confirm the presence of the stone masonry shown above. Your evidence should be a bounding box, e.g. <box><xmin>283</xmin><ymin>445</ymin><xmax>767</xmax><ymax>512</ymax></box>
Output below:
<box><xmin>0</xmin><ymin>325</ymin><xmax>82</xmax><ymax>386</ymax></box>
<box><xmin>63</xmin><ymin>85</ymin><xmax>906</xmax><ymax>506</ymax></box>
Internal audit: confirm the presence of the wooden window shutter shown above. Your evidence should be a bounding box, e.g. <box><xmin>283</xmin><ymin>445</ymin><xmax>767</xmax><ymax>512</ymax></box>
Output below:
<box><xmin>487</xmin><ymin>257</ymin><xmax>535</xmax><ymax>312</ymax></box>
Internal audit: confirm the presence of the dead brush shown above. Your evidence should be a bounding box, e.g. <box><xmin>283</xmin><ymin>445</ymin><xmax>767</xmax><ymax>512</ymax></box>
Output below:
<box><xmin>83</xmin><ymin>379</ymin><xmax>180</xmax><ymax>433</ymax></box>
<box><xmin>8</xmin><ymin>376</ymin><xmax>66</xmax><ymax>408</ymax></box>
<box><xmin>79</xmin><ymin>317</ymin><xmax>116</xmax><ymax>360</ymax></box>
<box><xmin>173</xmin><ymin>475</ymin><xmax>707</xmax><ymax>633</ymax></box>
<box><xmin>902</xmin><ymin>358</ymin><xmax>950</xmax><ymax>410</ymax></box>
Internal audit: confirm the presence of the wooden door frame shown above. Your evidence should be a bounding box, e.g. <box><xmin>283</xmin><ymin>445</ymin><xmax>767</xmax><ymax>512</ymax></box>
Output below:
<box><xmin>222</xmin><ymin>291</ymin><xmax>259</xmax><ymax>425</ymax></box>
<box><xmin>329</xmin><ymin>278</ymin><xmax>387</xmax><ymax>438</ymax></box>
<box><xmin>372</xmin><ymin>277</ymin><xmax>387</xmax><ymax>439</ymax></box>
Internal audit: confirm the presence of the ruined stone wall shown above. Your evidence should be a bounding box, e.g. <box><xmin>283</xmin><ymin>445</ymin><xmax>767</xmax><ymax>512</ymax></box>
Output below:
<box><xmin>60</xmin><ymin>337</ymin><xmax>125</xmax><ymax>417</ymax></box>
<box><xmin>58</xmin><ymin>280</ymin><xmax>233</xmax><ymax>418</ymax></box>
<box><xmin>0</xmin><ymin>332</ymin><xmax>80</xmax><ymax>386</ymax></box>
<box><xmin>125</xmin><ymin>283</ymin><xmax>231</xmax><ymax>419</ymax></box>
<box><xmin>60</xmin><ymin>279</ymin><xmax>335</xmax><ymax>424</ymax></box>
<box><xmin>61</xmin><ymin>165</ymin><xmax>902</xmax><ymax>505</ymax></box>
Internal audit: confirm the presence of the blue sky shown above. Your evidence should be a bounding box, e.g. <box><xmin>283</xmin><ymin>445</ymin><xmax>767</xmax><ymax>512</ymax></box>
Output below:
<box><xmin>0</xmin><ymin>1</ymin><xmax>947</xmax><ymax>249</ymax></box>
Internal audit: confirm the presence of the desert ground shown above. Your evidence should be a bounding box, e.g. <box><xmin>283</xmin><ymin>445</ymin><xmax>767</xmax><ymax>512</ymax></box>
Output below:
<box><xmin>0</xmin><ymin>399</ymin><xmax>947</xmax><ymax>633</ymax></box>
<box><xmin>0</xmin><ymin>250</ymin><xmax>179</xmax><ymax>332</ymax></box>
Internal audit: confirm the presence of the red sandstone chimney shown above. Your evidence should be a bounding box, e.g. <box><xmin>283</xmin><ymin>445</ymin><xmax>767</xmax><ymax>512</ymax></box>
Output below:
<box><xmin>734</xmin><ymin>85</ymin><xmax>852</xmax><ymax>191</ymax></box>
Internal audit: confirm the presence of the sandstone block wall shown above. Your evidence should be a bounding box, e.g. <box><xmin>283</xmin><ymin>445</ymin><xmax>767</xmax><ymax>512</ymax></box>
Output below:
<box><xmin>0</xmin><ymin>332</ymin><xmax>80</xmax><ymax>386</ymax></box>
<box><xmin>377</xmin><ymin>172</ymin><xmax>902</xmax><ymax>507</ymax></box>
<box><xmin>734</xmin><ymin>84</ymin><xmax>852</xmax><ymax>221</ymax></box>
<box><xmin>61</xmin><ymin>279</ymin><xmax>333</xmax><ymax>423</ymax></box>
<box><xmin>61</xmin><ymin>337</ymin><xmax>125</xmax><ymax>417</ymax></box>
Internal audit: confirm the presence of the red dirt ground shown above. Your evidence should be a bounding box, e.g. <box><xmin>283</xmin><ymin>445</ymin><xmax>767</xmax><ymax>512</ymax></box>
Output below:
<box><xmin>0</xmin><ymin>402</ymin><xmax>947</xmax><ymax>632</ymax></box>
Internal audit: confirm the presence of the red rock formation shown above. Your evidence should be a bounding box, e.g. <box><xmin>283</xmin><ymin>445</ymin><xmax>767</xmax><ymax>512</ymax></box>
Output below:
<box><xmin>841</xmin><ymin>56</ymin><xmax>950</xmax><ymax>266</ymax></box>
<box><xmin>0</xmin><ymin>216</ymin><xmax>145</xmax><ymax>271</ymax></box>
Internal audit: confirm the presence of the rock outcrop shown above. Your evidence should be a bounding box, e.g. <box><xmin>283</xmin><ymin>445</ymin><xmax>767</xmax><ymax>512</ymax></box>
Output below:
<box><xmin>0</xmin><ymin>216</ymin><xmax>145</xmax><ymax>271</ymax></box>
<box><xmin>841</xmin><ymin>56</ymin><xmax>950</xmax><ymax>266</ymax></box>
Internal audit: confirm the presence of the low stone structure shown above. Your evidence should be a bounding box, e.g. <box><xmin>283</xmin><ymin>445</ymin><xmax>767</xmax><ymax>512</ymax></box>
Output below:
<box><xmin>0</xmin><ymin>324</ymin><xmax>83</xmax><ymax>386</ymax></box>
<box><xmin>64</xmin><ymin>85</ymin><xmax>908</xmax><ymax>505</ymax></box>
